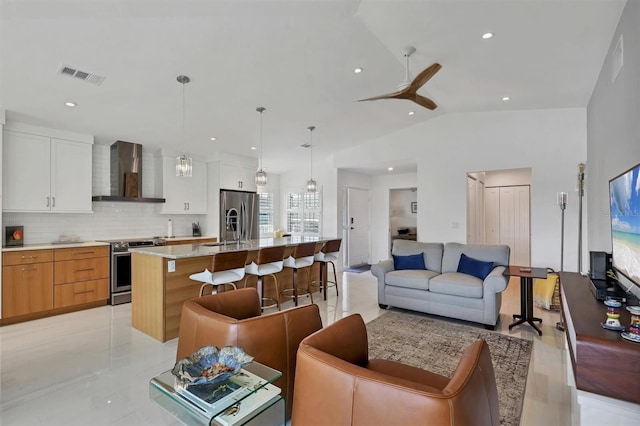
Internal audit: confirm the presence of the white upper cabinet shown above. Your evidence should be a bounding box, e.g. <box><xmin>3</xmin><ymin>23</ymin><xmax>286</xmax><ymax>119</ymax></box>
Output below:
<box><xmin>219</xmin><ymin>163</ymin><xmax>257</xmax><ymax>192</ymax></box>
<box><xmin>156</xmin><ymin>156</ymin><xmax>207</xmax><ymax>214</ymax></box>
<box><xmin>2</xmin><ymin>129</ymin><xmax>92</xmax><ymax>213</ymax></box>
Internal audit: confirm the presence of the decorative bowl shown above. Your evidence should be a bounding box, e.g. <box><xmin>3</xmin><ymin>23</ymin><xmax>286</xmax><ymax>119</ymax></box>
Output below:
<box><xmin>172</xmin><ymin>346</ymin><xmax>253</xmax><ymax>388</ymax></box>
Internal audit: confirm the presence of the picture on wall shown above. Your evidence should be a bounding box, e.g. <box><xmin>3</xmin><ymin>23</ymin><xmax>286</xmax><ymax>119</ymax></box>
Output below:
<box><xmin>411</xmin><ymin>202</ymin><xmax>417</xmax><ymax>213</ymax></box>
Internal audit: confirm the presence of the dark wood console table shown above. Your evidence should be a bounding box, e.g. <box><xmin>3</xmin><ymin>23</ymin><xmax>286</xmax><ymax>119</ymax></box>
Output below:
<box><xmin>560</xmin><ymin>272</ymin><xmax>640</xmax><ymax>405</ymax></box>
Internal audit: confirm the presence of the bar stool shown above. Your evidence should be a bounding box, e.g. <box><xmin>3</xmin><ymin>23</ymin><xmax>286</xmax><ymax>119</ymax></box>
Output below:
<box><xmin>244</xmin><ymin>245</ymin><xmax>285</xmax><ymax>310</ymax></box>
<box><xmin>189</xmin><ymin>250</ymin><xmax>249</xmax><ymax>296</ymax></box>
<box><xmin>282</xmin><ymin>242</ymin><xmax>317</xmax><ymax>306</ymax></box>
<box><xmin>312</xmin><ymin>239</ymin><xmax>341</xmax><ymax>300</ymax></box>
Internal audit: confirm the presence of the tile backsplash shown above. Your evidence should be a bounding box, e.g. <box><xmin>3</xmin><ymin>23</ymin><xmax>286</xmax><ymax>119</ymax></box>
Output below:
<box><xmin>2</xmin><ymin>145</ymin><xmax>208</xmax><ymax>245</ymax></box>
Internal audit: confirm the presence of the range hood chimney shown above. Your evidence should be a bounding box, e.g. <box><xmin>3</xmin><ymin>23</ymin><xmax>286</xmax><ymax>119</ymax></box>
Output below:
<box><xmin>92</xmin><ymin>141</ymin><xmax>165</xmax><ymax>203</ymax></box>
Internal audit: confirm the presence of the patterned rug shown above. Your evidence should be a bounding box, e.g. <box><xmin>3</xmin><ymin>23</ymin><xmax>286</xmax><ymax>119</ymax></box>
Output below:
<box><xmin>366</xmin><ymin>311</ymin><xmax>532</xmax><ymax>426</ymax></box>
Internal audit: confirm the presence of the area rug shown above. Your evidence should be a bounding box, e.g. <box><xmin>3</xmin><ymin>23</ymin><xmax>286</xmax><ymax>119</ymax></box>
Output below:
<box><xmin>344</xmin><ymin>264</ymin><xmax>371</xmax><ymax>273</ymax></box>
<box><xmin>366</xmin><ymin>311</ymin><xmax>532</xmax><ymax>426</ymax></box>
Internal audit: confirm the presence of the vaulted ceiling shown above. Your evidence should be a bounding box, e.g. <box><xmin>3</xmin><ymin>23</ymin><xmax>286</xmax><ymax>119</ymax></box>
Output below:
<box><xmin>0</xmin><ymin>0</ymin><xmax>626</xmax><ymax>174</ymax></box>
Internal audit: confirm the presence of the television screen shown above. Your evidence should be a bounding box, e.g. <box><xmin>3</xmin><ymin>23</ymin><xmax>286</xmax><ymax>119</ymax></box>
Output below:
<box><xmin>609</xmin><ymin>162</ymin><xmax>640</xmax><ymax>291</ymax></box>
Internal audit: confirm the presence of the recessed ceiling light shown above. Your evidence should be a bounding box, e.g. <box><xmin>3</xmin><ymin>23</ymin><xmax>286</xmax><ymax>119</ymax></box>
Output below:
<box><xmin>408</xmin><ymin>111</ymin><xmax>415</xmax><ymax>115</ymax></box>
<box><xmin>354</xmin><ymin>68</ymin><xmax>363</xmax><ymax>74</ymax></box>
<box><xmin>64</xmin><ymin>101</ymin><xmax>77</xmax><ymax>107</ymax></box>
<box><xmin>210</xmin><ymin>137</ymin><xmax>216</xmax><ymax>141</ymax></box>
<box><xmin>502</xmin><ymin>96</ymin><xmax>511</xmax><ymax>101</ymax></box>
<box><xmin>482</xmin><ymin>32</ymin><xmax>494</xmax><ymax>40</ymax></box>
<box><xmin>388</xmin><ymin>167</ymin><xmax>394</xmax><ymax>171</ymax></box>
<box><xmin>250</xmin><ymin>146</ymin><xmax>257</xmax><ymax>150</ymax></box>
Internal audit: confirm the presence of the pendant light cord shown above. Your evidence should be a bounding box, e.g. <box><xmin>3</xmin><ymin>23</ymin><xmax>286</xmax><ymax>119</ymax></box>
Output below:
<box><xmin>308</xmin><ymin>126</ymin><xmax>315</xmax><ymax>179</ymax></box>
<box><xmin>182</xmin><ymin>81</ymin><xmax>186</xmax><ymax>152</ymax></box>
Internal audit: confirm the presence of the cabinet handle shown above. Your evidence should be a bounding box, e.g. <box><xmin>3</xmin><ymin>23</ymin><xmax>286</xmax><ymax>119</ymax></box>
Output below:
<box><xmin>21</xmin><ymin>255</ymin><xmax>38</xmax><ymax>259</ymax></box>
<box><xmin>75</xmin><ymin>268</ymin><xmax>95</xmax><ymax>272</ymax></box>
<box><xmin>184</xmin><ymin>202</ymin><xmax>187</xmax><ymax>210</ymax></box>
<box><xmin>52</xmin><ymin>197</ymin><xmax>56</xmax><ymax>207</ymax></box>
<box><xmin>21</xmin><ymin>267</ymin><xmax>38</xmax><ymax>272</ymax></box>
<box><xmin>74</xmin><ymin>251</ymin><xmax>94</xmax><ymax>255</ymax></box>
<box><xmin>187</xmin><ymin>202</ymin><xmax>190</xmax><ymax>210</ymax></box>
<box><xmin>46</xmin><ymin>196</ymin><xmax>50</xmax><ymax>207</ymax></box>
<box><xmin>73</xmin><ymin>290</ymin><xmax>94</xmax><ymax>295</ymax></box>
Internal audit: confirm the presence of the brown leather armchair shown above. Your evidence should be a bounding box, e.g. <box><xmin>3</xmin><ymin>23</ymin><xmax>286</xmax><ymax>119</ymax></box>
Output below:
<box><xmin>176</xmin><ymin>287</ymin><xmax>322</xmax><ymax>420</ymax></box>
<box><xmin>292</xmin><ymin>314</ymin><xmax>500</xmax><ymax>426</ymax></box>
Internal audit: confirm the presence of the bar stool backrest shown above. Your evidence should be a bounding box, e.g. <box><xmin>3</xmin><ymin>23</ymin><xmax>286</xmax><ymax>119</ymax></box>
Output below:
<box><xmin>257</xmin><ymin>245</ymin><xmax>286</xmax><ymax>265</ymax></box>
<box><xmin>211</xmin><ymin>250</ymin><xmax>249</xmax><ymax>273</ymax></box>
<box><xmin>292</xmin><ymin>242</ymin><xmax>317</xmax><ymax>259</ymax></box>
<box><xmin>321</xmin><ymin>239</ymin><xmax>342</xmax><ymax>254</ymax></box>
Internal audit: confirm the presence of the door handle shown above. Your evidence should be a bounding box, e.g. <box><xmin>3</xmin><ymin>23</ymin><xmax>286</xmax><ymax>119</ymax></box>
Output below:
<box><xmin>46</xmin><ymin>196</ymin><xmax>50</xmax><ymax>207</ymax></box>
<box><xmin>52</xmin><ymin>197</ymin><xmax>56</xmax><ymax>207</ymax></box>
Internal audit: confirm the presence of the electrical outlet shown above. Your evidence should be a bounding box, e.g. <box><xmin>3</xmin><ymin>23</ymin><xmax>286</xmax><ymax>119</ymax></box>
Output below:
<box><xmin>168</xmin><ymin>260</ymin><xmax>175</xmax><ymax>273</ymax></box>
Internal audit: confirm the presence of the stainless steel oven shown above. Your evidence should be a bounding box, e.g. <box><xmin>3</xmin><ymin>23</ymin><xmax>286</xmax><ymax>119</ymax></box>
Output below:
<box><xmin>109</xmin><ymin>239</ymin><xmax>165</xmax><ymax>305</ymax></box>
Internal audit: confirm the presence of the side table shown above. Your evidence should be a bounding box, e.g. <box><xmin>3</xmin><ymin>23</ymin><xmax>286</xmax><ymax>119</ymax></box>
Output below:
<box><xmin>503</xmin><ymin>265</ymin><xmax>547</xmax><ymax>335</ymax></box>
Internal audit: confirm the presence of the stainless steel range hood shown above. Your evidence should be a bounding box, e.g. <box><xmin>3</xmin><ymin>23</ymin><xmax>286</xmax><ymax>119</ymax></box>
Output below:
<box><xmin>92</xmin><ymin>141</ymin><xmax>165</xmax><ymax>203</ymax></box>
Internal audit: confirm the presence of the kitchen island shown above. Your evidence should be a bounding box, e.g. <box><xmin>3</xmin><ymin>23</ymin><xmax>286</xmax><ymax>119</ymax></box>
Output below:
<box><xmin>130</xmin><ymin>236</ymin><xmax>338</xmax><ymax>342</ymax></box>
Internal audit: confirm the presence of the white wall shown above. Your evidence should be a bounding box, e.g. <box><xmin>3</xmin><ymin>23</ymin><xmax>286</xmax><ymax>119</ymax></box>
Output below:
<box><xmin>587</xmin><ymin>0</ymin><xmax>640</xmax><ymax>252</ymax></box>
<box><xmin>335</xmin><ymin>108</ymin><xmax>587</xmax><ymax>271</ymax></box>
<box><xmin>586</xmin><ymin>0</ymin><xmax>640</xmax><ymax>296</ymax></box>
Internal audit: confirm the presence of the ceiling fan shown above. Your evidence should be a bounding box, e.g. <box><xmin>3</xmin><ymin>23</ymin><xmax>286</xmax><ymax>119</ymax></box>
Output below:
<box><xmin>358</xmin><ymin>46</ymin><xmax>441</xmax><ymax>110</ymax></box>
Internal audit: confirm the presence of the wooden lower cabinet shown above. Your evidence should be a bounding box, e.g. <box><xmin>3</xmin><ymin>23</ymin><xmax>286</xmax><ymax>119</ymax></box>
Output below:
<box><xmin>54</xmin><ymin>279</ymin><xmax>109</xmax><ymax>309</ymax></box>
<box><xmin>2</xmin><ymin>262</ymin><xmax>54</xmax><ymax>317</ymax></box>
<box><xmin>1</xmin><ymin>245</ymin><xmax>110</xmax><ymax>325</ymax></box>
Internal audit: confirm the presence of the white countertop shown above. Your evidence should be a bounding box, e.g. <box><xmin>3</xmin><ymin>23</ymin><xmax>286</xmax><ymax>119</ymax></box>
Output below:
<box><xmin>129</xmin><ymin>236</ymin><xmax>338</xmax><ymax>259</ymax></box>
<box><xmin>2</xmin><ymin>241</ymin><xmax>110</xmax><ymax>252</ymax></box>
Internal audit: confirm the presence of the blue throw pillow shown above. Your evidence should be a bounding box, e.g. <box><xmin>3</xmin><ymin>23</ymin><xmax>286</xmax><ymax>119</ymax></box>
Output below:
<box><xmin>393</xmin><ymin>253</ymin><xmax>426</xmax><ymax>270</ymax></box>
<box><xmin>457</xmin><ymin>253</ymin><xmax>494</xmax><ymax>280</ymax></box>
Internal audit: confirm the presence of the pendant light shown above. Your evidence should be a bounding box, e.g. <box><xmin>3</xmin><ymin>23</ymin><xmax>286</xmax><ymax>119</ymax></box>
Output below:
<box><xmin>176</xmin><ymin>75</ymin><xmax>193</xmax><ymax>177</ymax></box>
<box><xmin>255</xmin><ymin>107</ymin><xmax>267</xmax><ymax>188</ymax></box>
<box><xmin>306</xmin><ymin>126</ymin><xmax>317</xmax><ymax>193</ymax></box>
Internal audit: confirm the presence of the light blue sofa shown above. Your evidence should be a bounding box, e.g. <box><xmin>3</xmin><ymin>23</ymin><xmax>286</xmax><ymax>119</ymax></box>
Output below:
<box><xmin>371</xmin><ymin>240</ymin><xmax>510</xmax><ymax>329</ymax></box>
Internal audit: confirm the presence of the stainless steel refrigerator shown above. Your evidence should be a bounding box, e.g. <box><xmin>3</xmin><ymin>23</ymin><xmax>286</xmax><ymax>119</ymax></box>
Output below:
<box><xmin>220</xmin><ymin>189</ymin><xmax>259</xmax><ymax>243</ymax></box>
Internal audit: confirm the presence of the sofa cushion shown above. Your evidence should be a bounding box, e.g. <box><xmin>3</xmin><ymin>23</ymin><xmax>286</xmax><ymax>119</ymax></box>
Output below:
<box><xmin>392</xmin><ymin>240</ymin><xmax>444</xmax><ymax>273</ymax></box>
<box><xmin>393</xmin><ymin>253</ymin><xmax>426</xmax><ymax>270</ymax></box>
<box><xmin>457</xmin><ymin>253</ymin><xmax>494</xmax><ymax>280</ymax></box>
<box><xmin>441</xmin><ymin>243</ymin><xmax>510</xmax><ymax>273</ymax></box>
<box><xmin>429</xmin><ymin>272</ymin><xmax>484</xmax><ymax>298</ymax></box>
<box><xmin>386</xmin><ymin>269</ymin><xmax>439</xmax><ymax>291</ymax></box>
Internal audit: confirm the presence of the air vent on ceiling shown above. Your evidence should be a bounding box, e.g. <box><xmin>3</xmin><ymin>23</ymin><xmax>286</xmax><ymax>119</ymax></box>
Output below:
<box><xmin>300</xmin><ymin>143</ymin><xmax>311</xmax><ymax>148</ymax></box>
<box><xmin>58</xmin><ymin>64</ymin><xmax>105</xmax><ymax>85</ymax></box>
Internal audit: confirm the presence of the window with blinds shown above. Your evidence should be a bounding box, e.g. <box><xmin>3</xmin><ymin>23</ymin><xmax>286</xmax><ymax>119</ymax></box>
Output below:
<box><xmin>259</xmin><ymin>192</ymin><xmax>274</xmax><ymax>236</ymax></box>
<box><xmin>286</xmin><ymin>190</ymin><xmax>321</xmax><ymax>236</ymax></box>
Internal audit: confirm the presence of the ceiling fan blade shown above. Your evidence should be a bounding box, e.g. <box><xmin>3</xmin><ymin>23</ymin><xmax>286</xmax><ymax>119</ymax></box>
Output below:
<box><xmin>357</xmin><ymin>91</ymin><xmax>405</xmax><ymax>102</ymax></box>
<box><xmin>411</xmin><ymin>94</ymin><xmax>438</xmax><ymax>110</ymax></box>
<box><xmin>407</xmin><ymin>63</ymin><xmax>442</xmax><ymax>94</ymax></box>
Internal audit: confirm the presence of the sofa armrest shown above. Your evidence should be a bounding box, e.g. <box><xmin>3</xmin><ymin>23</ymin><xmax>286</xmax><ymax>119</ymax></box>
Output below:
<box><xmin>371</xmin><ymin>259</ymin><xmax>394</xmax><ymax>278</ymax></box>
<box><xmin>483</xmin><ymin>265</ymin><xmax>508</xmax><ymax>293</ymax></box>
<box><xmin>371</xmin><ymin>260</ymin><xmax>394</xmax><ymax>306</ymax></box>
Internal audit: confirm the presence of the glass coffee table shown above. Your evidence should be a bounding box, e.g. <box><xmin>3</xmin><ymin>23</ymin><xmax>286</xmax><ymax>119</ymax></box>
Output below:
<box><xmin>149</xmin><ymin>361</ymin><xmax>284</xmax><ymax>426</ymax></box>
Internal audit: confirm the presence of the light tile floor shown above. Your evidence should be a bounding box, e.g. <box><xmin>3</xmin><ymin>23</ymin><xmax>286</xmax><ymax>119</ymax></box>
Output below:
<box><xmin>0</xmin><ymin>272</ymin><xmax>570</xmax><ymax>425</ymax></box>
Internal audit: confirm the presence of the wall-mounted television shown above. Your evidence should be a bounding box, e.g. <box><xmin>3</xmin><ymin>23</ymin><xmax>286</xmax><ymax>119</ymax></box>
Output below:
<box><xmin>609</xmin><ymin>161</ymin><xmax>640</xmax><ymax>298</ymax></box>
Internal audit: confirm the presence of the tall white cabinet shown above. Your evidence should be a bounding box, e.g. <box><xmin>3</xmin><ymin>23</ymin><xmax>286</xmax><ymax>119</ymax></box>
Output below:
<box><xmin>155</xmin><ymin>156</ymin><xmax>207</xmax><ymax>214</ymax></box>
<box><xmin>484</xmin><ymin>185</ymin><xmax>531</xmax><ymax>266</ymax></box>
<box><xmin>2</xmin><ymin>127</ymin><xmax>92</xmax><ymax>213</ymax></box>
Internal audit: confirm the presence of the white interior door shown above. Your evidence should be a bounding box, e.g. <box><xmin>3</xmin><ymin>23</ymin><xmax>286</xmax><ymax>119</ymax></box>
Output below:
<box><xmin>484</xmin><ymin>185</ymin><xmax>531</xmax><ymax>266</ymax></box>
<box><xmin>345</xmin><ymin>187</ymin><xmax>370</xmax><ymax>267</ymax></box>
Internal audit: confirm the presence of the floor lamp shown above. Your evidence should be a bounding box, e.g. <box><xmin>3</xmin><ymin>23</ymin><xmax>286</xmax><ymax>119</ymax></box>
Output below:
<box><xmin>577</xmin><ymin>163</ymin><xmax>585</xmax><ymax>272</ymax></box>
<box><xmin>556</xmin><ymin>192</ymin><xmax>568</xmax><ymax>331</ymax></box>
